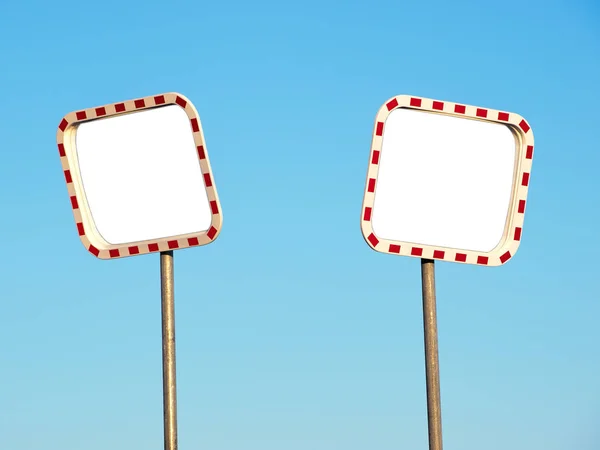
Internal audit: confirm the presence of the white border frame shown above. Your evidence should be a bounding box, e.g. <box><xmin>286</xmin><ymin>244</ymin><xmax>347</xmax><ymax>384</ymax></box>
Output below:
<box><xmin>360</xmin><ymin>94</ymin><xmax>535</xmax><ymax>266</ymax></box>
<box><xmin>56</xmin><ymin>92</ymin><xmax>223</xmax><ymax>259</ymax></box>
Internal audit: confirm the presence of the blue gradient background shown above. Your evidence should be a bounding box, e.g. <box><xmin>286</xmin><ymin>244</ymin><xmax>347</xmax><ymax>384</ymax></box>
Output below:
<box><xmin>0</xmin><ymin>1</ymin><xmax>598</xmax><ymax>449</ymax></box>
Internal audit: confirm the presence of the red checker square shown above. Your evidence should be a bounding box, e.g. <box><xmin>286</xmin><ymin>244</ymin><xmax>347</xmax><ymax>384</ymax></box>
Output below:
<box><xmin>433</xmin><ymin>250</ymin><xmax>445</xmax><ymax>259</ymax></box>
<box><xmin>498</xmin><ymin>112</ymin><xmax>510</xmax><ymax>121</ymax></box>
<box><xmin>367</xmin><ymin>233</ymin><xmax>379</xmax><ymax>247</ymax></box>
<box><xmin>526</xmin><ymin>145</ymin><xmax>534</xmax><ymax>159</ymax></box>
<box><xmin>88</xmin><ymin>245</ymin><xmax>100</xmax><ymax>256</ymax></box>
<box><xmin>70</xmin><ymin>196</ymin><xmax>79</xmax><ymax>209</ymax></box>
<box><xmin>371</xmin><ymin>150</ymin><xmax>380</xmax><ymax>165</ymax></box>
<box><xmin>363</xmin><ymin>207</ymin><xmax>372</xmax><ymax>221</ymax></box>
<box><xmin>432</xmin><ymin>101</ymin><xmax>444</xmax><ymax>111</ymax></box>
<box><xmin>95</xmin><ymin>107</ymin><xmax>107</xmax><ymax>116</ymax></box>
<box><xmin>514</xmin><ymin>227</ymin><xmax>522</xmax><ymax>241</ymax></box>
<box><xmin>76</xmin><ymin>111</ymin><xmax>87</xmax><ymax>120</ymax></box>
<box><xmin>115</xmin><ymin>103</ymin><xmax>126</xmax><ymax>112</ymax></box>
<box><xmin>454</xmin><ymin>104</ymin><xmax>466</xmax><ymax>114</ymax></box>
<box><xmin>386</xmin><ymin>98</ymin><xmax>399</xmax><ymax>110</ymax></box>
<box><xmin>500</xmin><ymin>251</ymin><xmax>512</xmax><ymax>263</ymax></box>
<box><xmin>410</xmin><ymin>97</ymin><xmax>422</xmax><ymax>107</ymax></box>
<box><xmin>197</xmin><ymin>145</ymin><xmax>206</xmax><ymax>159</ymax></box>
<box><xmin>522</xmin><ymin>172</ymin><xmax>530</xmax><ymax>186</ymax></box>
<box><xmin>518</xmin><ymin>199</ymin><xmax>526</xmax><ymax>213</ymax></box>
<box><xmin>367</xmin><ymin>178</ymin><xmax>376</xmax><ymax>193</ymax></box>
<box><xmin>109</xmin><ymin>249</ymin><xmax>120</xmax><ymax>258</ymax></box>
<box><xmin>389</xmin><ymin>244</ymin><xmax>401</xmax><ymax>253</ymax></box>
<box><xmin>476</xmin><ymin>108</ymin><xmax>488</xmax><ymax>118</ymax></box>
<box><xmin>188</xmin><ymin>237</ymin><xmax>200</xmax><ymax>246</ymax></box>
<box><xmin>477</xmin><ymin>256</ymin><xmax>489</xmax><ymax>265</ymax></box>
<box><xmin>455</xmin><ymin>253</ymin><xmax>467</xmax><ymax>262</ymax></box>
<box><xmin>76</xmin><ymin>222</ymin><xmax>85</xmax><ymax>236</ymax></box>
<box><xmin>148</xmin><ymin>243</ymin><xmax>159</xmax><ymax>252</ymax></box>
<box><xmin>134</xmin><ymin>99</ymin><xmax>145</xmax><ymax>108</ymax></box>
<box><xmin>210</xmin><ymin>201</ymin><xmax>219</xmax><ymax>214</ymax></box>
<box><xmin>519</xmin><ymin>120</ymin><xmax>530</xmax><ymax>133</ymax></box>
<box><xmin>175</xmin><ymin>96</ymin><xmax>187</xmax><ymax>108</ymax></box>
<box><xmin>203</xmin><ymin>173</ymin><xmax>212</xmax><ymax>187</ymax></box>
<box><xmin>168</xmin><ymin>240</ymin><xmax>179</xmax><ymax>249</ymax></box>
<box><xmin>58</xmin><ymin>143</ymin><xmax>65</xmax><ymax>157</ymax></box>
<box><xmin>207</xmin><ymin>226</ymin><xmax>217</xmax><ymax>240</ymax></box>
<box><xmin>59</xmin><ymin>119</ymin><xmax>68</xmax><ymax>131</ymax></box>
<box><xmin>190</xmin><ymin>118</ymin><xmax>200</xmax><ymax>133</ymax></box>
<box><xmin>411</xmin><ymin>247</ymin><xmax>423</xmax><ymax>256</ymax></box>
<box><xmin>154</xmin><ymin>95</ymin><xmax>166</xmax><ymax>105</ymax></box>
<box><xmin>128</xmin><ymin>246</ymin><xmax>140</xmax><ymax>255</ymax></box>
<box><xmin>375</xmin><ymin>122</ymin><xmax>384</xmax><ymax>136</ymax></box>
<box><xmin>64</xmin><ymin>170</ymin><xmax>73</xmax><ymax>183</ymax></box>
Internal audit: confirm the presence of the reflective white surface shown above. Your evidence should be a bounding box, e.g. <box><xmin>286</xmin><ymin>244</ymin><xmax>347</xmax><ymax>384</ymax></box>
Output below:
<box><xmin>75</xmin><ymin>105</ymin><xmax>211</xmax><ymax>245</ymax></box>
<box><xmin>371</xmin><ymin>108</ymin><xmax>516</xmax><ymax>252</ymax></box>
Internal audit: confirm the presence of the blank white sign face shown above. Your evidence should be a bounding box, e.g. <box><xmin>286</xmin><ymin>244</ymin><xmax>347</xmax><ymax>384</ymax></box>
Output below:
<box><xmin>371</xmin><ymin>108</ymin><xmax>516</xmax><ymax>253</ymax></box>
<box><xmin>75</xmin><ymin>105</ymin><xmax>212</xmax><ymax>245</ymax></box>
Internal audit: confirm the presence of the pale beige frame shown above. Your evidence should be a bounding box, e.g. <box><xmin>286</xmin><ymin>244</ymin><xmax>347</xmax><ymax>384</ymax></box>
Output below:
<box><xmin>56</xmin><ymin>92</ymin><xmax>223</xmax><ymax>260</ymax></box>
<box><xmin>360</xmin><ymin>95</ymin><xmax>535</xmax><ymax>267</ymax></box>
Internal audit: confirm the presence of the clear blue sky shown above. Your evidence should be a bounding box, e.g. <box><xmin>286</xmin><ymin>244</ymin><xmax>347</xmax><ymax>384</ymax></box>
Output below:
<box><xmin>0</xmin><ymin>1</ymin><xmax>598</xmax><ymax>449</ymax></box>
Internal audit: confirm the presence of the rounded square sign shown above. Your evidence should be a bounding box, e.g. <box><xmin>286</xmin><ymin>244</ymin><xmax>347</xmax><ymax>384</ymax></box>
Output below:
<box><xmin>56</xmin><ymin>92</ymin><xmax>222</xmax><ymax>259</ymax></box>
<box><xmin>360</xmin><ymin>95</ymin><xmax>535</xmax><ymax>266</ymax></box>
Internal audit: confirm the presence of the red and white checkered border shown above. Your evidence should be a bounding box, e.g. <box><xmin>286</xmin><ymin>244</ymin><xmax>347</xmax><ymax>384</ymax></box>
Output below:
<box><xmin>360</xmin><ymin>95</ymin><xmax>535</xmax><ymax>267</ymax></box>
<box><xmin>56</xmin><ymin>92</ymin><xmax>223</xmax><ymax>260</ymax></box>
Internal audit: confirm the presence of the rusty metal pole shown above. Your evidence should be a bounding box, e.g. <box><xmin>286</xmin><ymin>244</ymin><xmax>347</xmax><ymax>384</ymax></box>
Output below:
<box><xmin>421</xmin><ymin>258</ymin><xmax>443</xmax><ymax>450</ymax></box>
<box><xmin>161</xmin><ymin>251</ymin><xmax>178</xmax><ymax>450</ymax></box>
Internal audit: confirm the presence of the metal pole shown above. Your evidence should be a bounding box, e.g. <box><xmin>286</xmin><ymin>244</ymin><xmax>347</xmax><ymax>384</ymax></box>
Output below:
<box><xmin>161</xmin><ymin>251</ymin><xmax>178</xmax><ymax>450</ymax></box>
<box><xmin>421</xmin><ymin>259</ymin><xmax>443</xmax><ymax>450</ymax></box>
